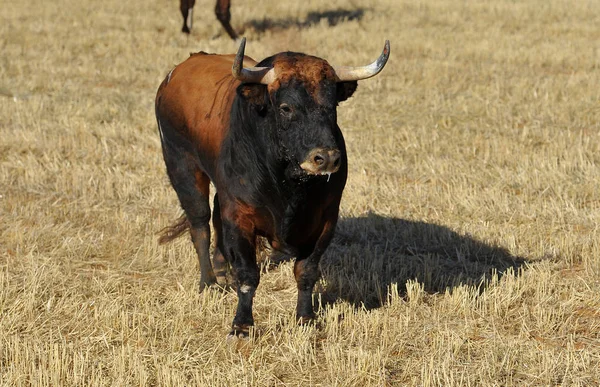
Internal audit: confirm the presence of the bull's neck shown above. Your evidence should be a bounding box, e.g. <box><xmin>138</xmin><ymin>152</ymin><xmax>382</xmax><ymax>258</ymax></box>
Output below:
<box><xmin>221</xmin><ymin>99</ymin><xmax>295</xmax><ymax>209</ymax></box>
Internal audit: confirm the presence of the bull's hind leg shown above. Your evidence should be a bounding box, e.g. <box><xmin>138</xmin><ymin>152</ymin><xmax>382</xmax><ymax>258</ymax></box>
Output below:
<box><xmin>160</xmin><ymin>132</ymin><xmax>216</xmax><ymax>291</ymax></box>
<box><xmin>212</xmin><ymin>194</ymin><xmax>231</xmax><ymax>288</ymax></box>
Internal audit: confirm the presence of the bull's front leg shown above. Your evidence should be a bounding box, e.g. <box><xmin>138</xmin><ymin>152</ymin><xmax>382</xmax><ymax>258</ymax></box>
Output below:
<box><xmin>220</xmin><ymin>220</ymin><xmax>259</xmax><ymax>337</ymax></box>
<box><xmin>293</xmin><ymin>215</ymin><xmax>338</xmax><ymax>324</ymax></box>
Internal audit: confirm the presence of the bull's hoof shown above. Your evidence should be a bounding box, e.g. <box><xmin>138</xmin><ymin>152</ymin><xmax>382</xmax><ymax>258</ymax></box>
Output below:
<box><xmin>198</xmin><ymin>280</ymin><xmax>217</xmax><ymax>293</ymax></box>
<box><xmin>215</xmin><ymin>272</ymin><xmax>232</xmax><ymax>289</ymax></box>
<box><xmin>182</xmin><ymin>26</ymin><xmax>191</xmax><ymax>34</ymax></box>
<box><xmin>228</xmin><ymin>324</ymin><xmax>252</xmax><ymax>339</ymax></box>
<box><xmin>297</xmin><ymin>315</ymin><xmax>316</xmax><ymax>326</ymax></box>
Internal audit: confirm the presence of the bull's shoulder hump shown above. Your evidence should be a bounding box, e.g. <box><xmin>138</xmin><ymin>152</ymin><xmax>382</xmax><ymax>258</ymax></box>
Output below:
<box><xmin>189</xmin><ymin>51</ymin><xmax>212</xmax><ymax>57</ymax></box>
<box><xmin>183</xmin><ymin>53</ymin><xmax>257</xmax><ymax>66</ymax></box>
<box><xmin>165</xmin><ymin>53</ymin><xmax>258</xmax><ymax>91</ymax></box>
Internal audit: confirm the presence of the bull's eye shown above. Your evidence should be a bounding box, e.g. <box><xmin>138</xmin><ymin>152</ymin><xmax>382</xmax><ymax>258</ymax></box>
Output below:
<box><xmin>279</xmin><ymin>103</ymin><xmax>294</xmax><ymax>118</ymax></box>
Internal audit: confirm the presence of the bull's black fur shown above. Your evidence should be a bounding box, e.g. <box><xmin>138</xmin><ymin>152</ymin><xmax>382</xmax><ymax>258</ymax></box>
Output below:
<box><xmin>211</xmin><ymin>62</ymin><xmax>357</xmax><ymax>334</ymax></box>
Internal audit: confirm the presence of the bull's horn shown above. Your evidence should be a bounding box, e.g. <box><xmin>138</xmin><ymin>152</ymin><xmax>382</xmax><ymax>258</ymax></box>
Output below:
<box><xmin>333</xmin><ymin>40</ymin><xmax>390</xmax><ymax>82</ymax></box>
<box><xmin>232</xmin><ymin>37</ymin><xmax>276</xmax><ymax>84</ymax></box>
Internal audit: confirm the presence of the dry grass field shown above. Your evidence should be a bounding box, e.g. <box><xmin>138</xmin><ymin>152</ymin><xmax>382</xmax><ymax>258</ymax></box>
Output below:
<box><xmin>2</xmin><ymin>0</ymin><xmax>600</xmax><ymax>385</ymax></box>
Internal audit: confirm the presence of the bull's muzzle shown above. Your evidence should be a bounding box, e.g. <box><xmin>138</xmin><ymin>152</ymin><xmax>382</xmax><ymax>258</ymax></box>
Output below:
<box><xmin>300</xmin><ymin>148</ymin><xmax>341</xmax><ymax>175</ymax></box>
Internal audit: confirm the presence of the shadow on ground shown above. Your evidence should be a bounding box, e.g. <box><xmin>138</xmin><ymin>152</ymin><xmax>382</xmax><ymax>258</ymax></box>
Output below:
<box><xmin>315</xmin><ymin>213</ymin><xmax>528</xmax><ymax>310</ymax></box>
<box><xmin>242</xmin><ymin>8</ymin><xmax>367</xmax><ymax>35</ymax></box>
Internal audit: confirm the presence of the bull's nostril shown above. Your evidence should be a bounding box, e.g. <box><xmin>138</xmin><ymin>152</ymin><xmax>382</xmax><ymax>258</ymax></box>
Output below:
<box><xmin>329</xmin><ymin>150</ymin><xmax>341</xmax><ymax>169</ymax></box>
<box><xmin>302</xmin><ymin>149</ymin><xmax>341</xmax><ymax>173</ymax></box>
<box><xmin>314</xmin><ymin>154</ymin><xmax>326</xmax><ymax>166</ymax></box>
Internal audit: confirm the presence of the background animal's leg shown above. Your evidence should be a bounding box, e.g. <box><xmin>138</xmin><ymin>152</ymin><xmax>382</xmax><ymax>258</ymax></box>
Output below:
<box><xmin>220</xmin><ymin>219</ymin><xmax>258</xmax><ymax>337</ymax></box>
<box><xmin>294</xmin><ymin>214</ymin><xmax>339</xmax><ymax>324</ymax></box>
<box><xmin>180</xmin><ymin>0</ymin><xmax>196</xmax><ymax>33</ymax></box>
<box><xmin>212</xmin><ymin>194</ymin><xmax>230</xmax><ymax>287</ymax></box>
<box><xmin>214</xmin><ymin>0</ymin><xmax>238</xmax><ymax>40</ymax></box>
<box><xmin>161</xmin><ymin>132</ymin><xmax>216</xmax><ymax>291</ymax></box>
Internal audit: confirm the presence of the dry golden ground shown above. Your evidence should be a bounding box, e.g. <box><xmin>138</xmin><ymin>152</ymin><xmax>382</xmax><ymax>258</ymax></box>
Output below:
<box><xmin>1</xmin><ymin>0</ymin><xmax>600</xmax><ymax>385</ymax></box>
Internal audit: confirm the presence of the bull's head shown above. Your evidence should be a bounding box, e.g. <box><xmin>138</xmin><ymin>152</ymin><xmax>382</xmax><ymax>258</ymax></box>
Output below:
<box><xmin>232</xmin><ymin>38</ymin><xmax>390</xmax><ymax>179</ymax></box>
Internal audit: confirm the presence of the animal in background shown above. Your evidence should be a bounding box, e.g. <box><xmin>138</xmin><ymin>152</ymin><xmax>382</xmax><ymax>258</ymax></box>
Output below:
<box><xmin>180</xmin><ymin>0</ymin><xmax>238</xmax><ymax>39</ymax></box>
<box><xmin>155</xmin><ymin>38</ymin><xmax>390</xmax><ymax>336</ymax></box>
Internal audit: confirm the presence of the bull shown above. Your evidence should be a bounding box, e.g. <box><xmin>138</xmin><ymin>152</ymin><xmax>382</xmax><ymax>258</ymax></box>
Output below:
<box><xmin>155</xmin><ymin>38</ymin><xmax>390</xmax><ymax>336</ymax></box>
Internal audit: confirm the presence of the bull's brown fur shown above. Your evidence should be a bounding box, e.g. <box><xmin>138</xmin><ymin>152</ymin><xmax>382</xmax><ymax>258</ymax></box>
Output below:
<box><xmin>268</xmin><ymin>54</ymin><xmax>338</xmax><ymax>102</ymax></box>
<box><xmin>156</xmin><ymin>53</ymin><xmax>250</xmax><ymax>171</ymax></box>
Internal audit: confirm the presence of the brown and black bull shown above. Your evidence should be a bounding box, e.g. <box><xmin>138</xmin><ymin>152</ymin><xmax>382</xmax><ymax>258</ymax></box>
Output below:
<box><xmin>155</xmin><ymin>38</ymin><xmax>390</xmax><ymax>336</ymax></box>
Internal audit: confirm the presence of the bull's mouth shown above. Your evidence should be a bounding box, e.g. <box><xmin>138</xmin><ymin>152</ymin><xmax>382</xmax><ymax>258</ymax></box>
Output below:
<box><xmin>300</xmin><ymin>169</ymin><xmax>336</xmax><ymax>183</ymax></box>
<box><xmin>287</xmin><ymin>165</ymin><xmax>338</xmax><ymax>184</ymax></box>
<box><xmin>299</xmin><ymin>165</ymin><xmax>340</xmax><ymax>176</ymax></box>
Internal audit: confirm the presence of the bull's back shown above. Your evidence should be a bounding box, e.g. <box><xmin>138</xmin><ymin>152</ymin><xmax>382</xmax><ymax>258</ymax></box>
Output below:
<box><xmin>156</xmin><ymin>52</ymin><xmax>257</xmax><ymax>177</ymax></box>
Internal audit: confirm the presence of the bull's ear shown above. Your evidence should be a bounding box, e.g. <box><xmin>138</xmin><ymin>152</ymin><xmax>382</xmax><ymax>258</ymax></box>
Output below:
<box><xmin>336</xmin><ymin>81</ymin><xmax>358</xmax><ymax>103</ymax></box>
<box><xmin>238</xmin><ymin>84</ymin><xmax>268</xmax><ymax>109</ymax></box>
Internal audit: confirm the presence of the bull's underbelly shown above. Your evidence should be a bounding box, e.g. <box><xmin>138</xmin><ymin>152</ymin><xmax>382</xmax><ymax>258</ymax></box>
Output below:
<box><xmin>256</xmin><ymin>202</ymin><xmax>328</xmax><ymax>256</ymax></box>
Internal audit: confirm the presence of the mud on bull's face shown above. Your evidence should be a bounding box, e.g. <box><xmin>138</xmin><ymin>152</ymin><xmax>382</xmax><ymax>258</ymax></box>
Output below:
<box><xmin>270</xmin><ymin>78</ymin><xmax>348</xmax><ymax>178</ymax></box>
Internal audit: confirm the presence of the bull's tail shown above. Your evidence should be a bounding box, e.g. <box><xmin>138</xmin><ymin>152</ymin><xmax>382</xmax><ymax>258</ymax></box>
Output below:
<box><xmin>158</xmin><ymin>214</ymin><xmax>190</xmax><ymax>245</ymax></box>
